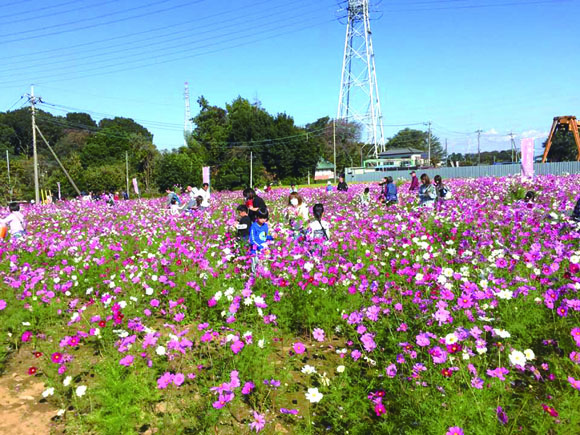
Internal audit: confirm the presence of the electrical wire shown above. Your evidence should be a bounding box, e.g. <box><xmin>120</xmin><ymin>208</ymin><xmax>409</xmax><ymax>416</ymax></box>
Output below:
<box><xmin>0</xmin><ymin>0</ymin><xmax>118</xmax><ymax>24</ymax></box>
<box><xmin>0</xmin><ymin>18</ymin><xmax>334</xmax><ymax>86</ymax></box>
<box><xmin>0</xmin><ymin>4</ymin><xmax>330</xmax><ymax>77</ymax></box>
<box><xmin>3</xmin><ymin>0</ymin><xmax>299</xmax><ymax>60</ymax></box>
<box><xmin>0</xmin><ymin>0</ymin><xmax>207</xmax><ymax>44</ymax></box>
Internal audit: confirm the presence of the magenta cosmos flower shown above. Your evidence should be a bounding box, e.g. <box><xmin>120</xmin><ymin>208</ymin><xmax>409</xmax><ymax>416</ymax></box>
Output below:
<box><xmin>51</xmin><ymin>352</ymin><xmax>63</xmax><ymax>363</ymax></box>
<box><xmin>293</xmin><ymin>342</ymin><xmax>306</xmax><ymax>354</ymax></box>
<box><xmin>446</xmin><ymin>427</ymin><xmax>464</xmax><ymax>435</ymax></box>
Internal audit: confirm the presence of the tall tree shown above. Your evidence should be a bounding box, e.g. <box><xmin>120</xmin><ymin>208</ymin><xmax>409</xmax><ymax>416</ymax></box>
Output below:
<box><xmin>386</xmin><ymin>128</ymin><xmax>445</xmax><ymax>164</ymax></box>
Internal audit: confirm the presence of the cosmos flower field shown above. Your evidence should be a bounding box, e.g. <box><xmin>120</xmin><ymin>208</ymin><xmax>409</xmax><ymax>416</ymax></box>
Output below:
<box><xmin>1</xmin><ymin>175</ymin><xmax>579</xmax><ymax>434</ymax></box>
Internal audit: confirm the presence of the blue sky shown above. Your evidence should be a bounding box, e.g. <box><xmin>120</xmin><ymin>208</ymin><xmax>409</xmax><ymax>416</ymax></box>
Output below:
<box><xmin>0</xmin><ymin>0</ymin><xmax>578</xmax><ymax>156</ymax></box>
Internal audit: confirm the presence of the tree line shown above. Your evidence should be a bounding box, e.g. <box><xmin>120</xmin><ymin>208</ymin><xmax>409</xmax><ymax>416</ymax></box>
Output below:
<box><xmin>2</xmin><ymin>95</ymin><xmax>575</xmax><ymax>202</ymax></box>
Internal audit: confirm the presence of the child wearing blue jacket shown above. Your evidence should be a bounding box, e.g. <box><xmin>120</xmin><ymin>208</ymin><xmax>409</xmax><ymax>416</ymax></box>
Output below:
<box><xmin>249</xmin><ymin>207</ymin><xmax>273</xmax><ymax>273</ymax></box>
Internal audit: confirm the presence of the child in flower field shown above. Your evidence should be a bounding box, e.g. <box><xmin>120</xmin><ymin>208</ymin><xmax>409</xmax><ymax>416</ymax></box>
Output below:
<box><xmin>235</xmin><ymin>204</ymin><xmax>252</xmax><ymax>244</ymax></box>
<box><xmin>308</xmin><ymin>203</ymin><xmax>330</xmax><ymax>242</ymax></box>
<box><xmin>1</xmin><ymin>202</ymin><xmax>27</xmax><ymax>240</ymax></box>
<box><xmin>169</xmin><ymin>198</ymin><xmax>180</xmax><ymax>216</ymax></box>
<box><xmin>249</xmin><ymin>207</ymin><xmax>273</xmax><ymax>273</ymax></box>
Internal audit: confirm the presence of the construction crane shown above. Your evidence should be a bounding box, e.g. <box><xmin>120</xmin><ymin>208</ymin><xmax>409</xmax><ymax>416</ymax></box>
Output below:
<box><xmin>542</xmin><ymin>116</ymin><xmax>580</xmax><ymax>162</ymax></box>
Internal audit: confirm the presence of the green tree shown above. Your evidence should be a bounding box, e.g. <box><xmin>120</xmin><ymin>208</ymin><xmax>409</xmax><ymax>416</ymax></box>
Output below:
<box><xmin>83</xmin><ymin>164</ymin><xmax>125</xmax><ymax>193</ymax></box>
<box><xmin>80</xmin><ymin>127</ymin><xmax>131</xmax><ymax>168</ymax></box>
<box><xmin>386</xmin><ymin>128</ymin><xmax>445</xmax><ymax>164</ymax></box>
<box><xmin>155</xmin><ymin>151</ymin><xmax>202</xmax><ymax>192</ymax></box>
<box><xmin>98</xmin><ymin>117</ymin><xmax>153</xmax><ymax>142</ymax></box>
<box><xmin>543</xmin><ymin>130</ymin><xmax>580</xmax><ymax>162</ymax></box>
<box><xmin>66</xmin><ymin>112</ymin><xmax>97</xmax><ymax>129</ymax></box>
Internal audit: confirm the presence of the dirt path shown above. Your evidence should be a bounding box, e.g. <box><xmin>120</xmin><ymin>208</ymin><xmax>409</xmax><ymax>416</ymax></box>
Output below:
<box><xmin>0</xmin><ymin>351</ymin><xmax>63</xmax><ymax>435</ymax></box>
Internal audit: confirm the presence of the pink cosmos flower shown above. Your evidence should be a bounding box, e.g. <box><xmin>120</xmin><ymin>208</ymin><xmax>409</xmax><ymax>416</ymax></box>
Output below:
<box><xmin>231</xmin><ymin>340</ymin><xmax>244</xmax><ymax>354</ymax></box>
<box><xmin>212</xmin><ymin>392</ymin><xmax>234</xmax><ymax>409</ymax></box>
<box><xmin>312</xmin><ymin>328</ymin><xmax>325</xmax><ymax>342</ymax></box>
<box><xmin>242</xmin><ymin>381</ymin><xmax>255</xmax><ymax>395</ymax></box>
<box><xmin>0</xmin><ymin>300</ymin><xmax>6</xmax><ymax>310</ymax></box>
<box><xmin>51</xmin><ymin>352</ymin><xmax>63</xmax><ymax>363</ymax></box>
<box><xmin>570</xmin><ymin>351</ymin><xmax>580</xmax><ymax>364</ymax></box>
<box><xmin>173</xmin><ymin>373</ymin><xmax>185</xmax><ymax>386</ymax></box>
<box><xmin>119</xmin><ymin>355</ymin><xmax>134</xmax><ymax>367</ymax></box>
<box><xmin>374</xmin><ymin>402</ymin><xmax>386</xmax><ymax>416</ymax></box>
<box><xmin>446</xmin><ymin>427</ymin><xmax>464</xmax><ymax>435</ymax></box>
<box><xmin>385</xmin><ymin>364</ymin><xmax>397</xmax><ymax>378</ymax></box>
<box><xmin>249</xmin><ymin>411</ymin><xmax>266</xmax><ymax>433</ymax></box>
<box><xmin>568</xmin><ymin>376</ymin><xmax>580</xmax><ymax>390</ymax></box>
<box><xmin>21</xmin><ymin>331</ymin><xmax>32</xmax><ymax>342</ymax></box>
<box><xmin>293</xmin><ymin>342</ymin><xmax>306</xmax><ymax>354</ymax></box>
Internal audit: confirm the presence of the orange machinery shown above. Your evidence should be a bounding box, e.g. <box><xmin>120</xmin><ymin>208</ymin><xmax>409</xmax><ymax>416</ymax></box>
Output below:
<box><xmin>542</xmin><ymin>116</ymin><xmax>580</xmax><ymax>163</ymax></box>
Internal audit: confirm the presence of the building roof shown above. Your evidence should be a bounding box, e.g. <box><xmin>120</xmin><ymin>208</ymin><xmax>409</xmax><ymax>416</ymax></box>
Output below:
<box><xmin>378</xmin><ymin>147</ymin><xmax>425</xmax><ymax>158</ymax></box>
<box><xmin>316</xmin><ymin>158</ymin><xmax>335</xmax><ymax>170</ymax></box>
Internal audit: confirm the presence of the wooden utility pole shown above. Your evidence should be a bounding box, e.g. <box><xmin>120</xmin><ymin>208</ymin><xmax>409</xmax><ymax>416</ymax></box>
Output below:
<box><xmin>30</xmin><ymin>85</ymin><xmax>40</xmax><ymax>204</ymax></box>
<box><xmin>333</xmin><ymin>119</ymin><xmax>337</xmax><ymax>182</ymax></box>
<box><xmin>250</xmin><ymin>151</ymin><xmax>253</xmax><ymax>189</ymax></box>
<box><xmin>125</xmin><ymin>151</ymin><xmax>130</xmax><ymax>198</ymax></box>
<box><xmin>475</xmin><ymin>130</ymin><xmax>483</xmax><ymax>165</ymax></box>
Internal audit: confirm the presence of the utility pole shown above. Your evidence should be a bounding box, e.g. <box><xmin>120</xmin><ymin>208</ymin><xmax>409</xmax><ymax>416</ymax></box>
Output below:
<box><xmin>509</xmin><ymin>132</ymin><xmax>517</xmax><ymax>162</ymax></box>
<box><xmin>6</xmin><ymin>150</ymin><xmax>12</xmax><ymax>200</ymax></box>
<box><xmin>333</xmin><ymin>119</ymin><xmax>337</xmax><ymax>182</ymax></box>
<box><xmin>125</xmin><ymin>151</ymin><xmax>130</xmax><ymax>198</ymax></box>
<box><xmin>427</xmin><ymin>121</ymin><xmax>432</xmax><ymax>166</ymax></box>
<box><xmin>475</xmin><ymin>130</ymin><xmax>483</xmax><ymax>165</ymax></box>
<box><xmin>28</xmin><ymin>85</ymin><xmax>40</xmax><ymax>204</ymax></box>
<box><xmin>249</xmin><ymin>151</ymin><xmax>253</xmax><ymax>188</ymax></box>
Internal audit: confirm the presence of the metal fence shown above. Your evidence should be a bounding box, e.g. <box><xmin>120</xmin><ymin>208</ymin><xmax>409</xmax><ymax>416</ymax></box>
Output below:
<box><xmin>345</xmin><ymin>161</ymin><xmax>580</xmax><ymax>183</ymax></box>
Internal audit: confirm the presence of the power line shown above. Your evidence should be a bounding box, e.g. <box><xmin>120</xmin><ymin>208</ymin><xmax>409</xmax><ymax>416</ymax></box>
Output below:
<box><xmin>0</xmin><ymin>0</ymin><xmax>116</xmax><ymax>24</ymax></box>
<box><xmin>0</xmin><ymin>0</ymin><xmax>206</xmax><ymax>44</ymax></box>
<box><xmin>2</xmin><ymin>0</ymin><xmax>293</xmax><ymax>60</ymax></box>
<box><xmin>0</xmin><ymin>19</ymin><xmax>334</xmax><ymax>86</ymax></box>
<box><xmin>0</xmin><ymin>4</ymin><xmax>329</xmax><ymax>77</ymax></box>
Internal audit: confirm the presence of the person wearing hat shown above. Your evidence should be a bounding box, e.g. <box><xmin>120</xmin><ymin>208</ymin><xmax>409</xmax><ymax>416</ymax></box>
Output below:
<box><xmin>409</xmin><ymin>171</ymin><xmax>419</xmax><ymax>192</ymax></box>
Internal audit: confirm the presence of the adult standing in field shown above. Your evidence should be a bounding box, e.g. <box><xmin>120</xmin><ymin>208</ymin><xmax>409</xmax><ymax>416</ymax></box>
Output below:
<box><xmin>409</xmin><ymin>171</ymin><xmax>419</xmax><ymax>192</ymax></box>
<box><xmin>337</xmin><ymin>176</ymin><xmax>348</xmax><ymax>192</ymax></box>
<box><xmin>198</xmin><ymin>183</ymin><xmax>211</xmax><ymax>209</ymax></box>
<box><xmin>417</xmin><ymin>173</ymin><xmax>436</xmax><ymax>208</ymax></box>
<box><xmin>285</xmin><ymin>192</ymin><xmax>309</xmax><ymax>238</ymax></box>
<box><xmin>244</xmin><ymin>188</ymin><xmax>267</xmax><ymax>222</ymax></box>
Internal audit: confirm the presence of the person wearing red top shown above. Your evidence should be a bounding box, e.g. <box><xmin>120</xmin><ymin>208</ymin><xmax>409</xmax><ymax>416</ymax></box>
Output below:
<box><xmin>409</xmin><ymin>171</ymin><xmax>419</xmax><ymax>191</ymax></box>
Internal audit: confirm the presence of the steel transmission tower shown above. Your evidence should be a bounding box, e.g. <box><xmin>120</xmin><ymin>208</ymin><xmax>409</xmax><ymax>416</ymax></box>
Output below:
<box><xmin>184</xmin><ymin>82</ymin><xmax>193</xmax><ymax>146</ymax></box>
<box><xmin>337</xmin><ymin>0</ymin><xmax>385</xmax><ymax>159</ymax></box>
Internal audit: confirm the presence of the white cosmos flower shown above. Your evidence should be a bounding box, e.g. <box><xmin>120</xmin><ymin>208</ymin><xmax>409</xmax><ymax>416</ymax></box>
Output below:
<box><xmin>42</xmin><ymin>387</ymin><xmax>55</xmax><ymax>398</ymax></box>
<box><xmin>336</xmin><ymin>365</ymin><xmax>345</xmax><ymax>373</ymax></box>
<box><xmin>75</xmin><ymin>385</ymin><xmax>87</xmax><ymax>397</ymax></box>
<box><xmin>493</xmin><ymin>329</ymin><xmax>511</xmax><ymax>338</ymax></box>
<box><xmin>155</xmin><ymin>346</ymin><xmax>166</xmax><ymax>356</ymax></box>
<box><xmin>444</xmin><ymin>333</ymin><xmax>458</xmax><ymax>345</ymax></box>
<box><xmin>63</xmin><ymin>376</ymin><xmax>72</xmax><ymax>386</ymax></box>
<box><xmin>305</xmin><ymin>387</ymin><xmax>323</xmax><ymax>403</ymax></box>
<box><xmin>509</xmin><ymin>350</ymin><xmax>527</xmax><ymax>367</ymax></box>
<box><xmin>301</xmin><ymin>365</ymin><xmax>317</xmax><ymax>375</ymax></box>
<box><xmin>524</xmin><ymin>349</ymin><xmax>535</xmax><ymax>361</ymax></box>
<box><xmin>258</xmin><ymin>339</ymin><xmax>265</xmax><ymax>348</ymax></box>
